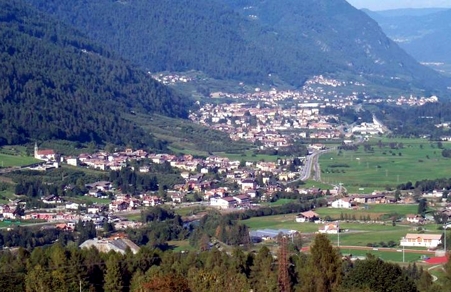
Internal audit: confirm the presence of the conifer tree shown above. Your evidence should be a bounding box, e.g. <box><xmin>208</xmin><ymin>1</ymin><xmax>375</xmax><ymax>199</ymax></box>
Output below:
<box><xmin>104</xmin><ymin>253</ymin><xmax>124</xmax><ymax>292</ymax></box>
<box><xmin>298</xmin><ymin>234</ymin><xmax>342</xmax><ymax>292</ymax></box>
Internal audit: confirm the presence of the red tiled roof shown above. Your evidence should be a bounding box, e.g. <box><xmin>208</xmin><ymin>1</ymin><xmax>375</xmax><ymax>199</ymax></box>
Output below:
<box><xmin>37</xmin><ymin>149</ymin><xmax>55</xmax><ymax>155</ymax></box>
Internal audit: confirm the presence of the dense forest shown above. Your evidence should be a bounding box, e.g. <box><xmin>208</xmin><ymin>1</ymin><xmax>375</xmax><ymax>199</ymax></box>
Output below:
<box><xmin>0</xmin><ymin>233</ymin><xmax>442</xmax><ymax>292</ymax></box>
<box><xmin>25</xmin><ymin>0</ymin><xmax>450</xmax><ymax>94</ymax></box>
<box><xmin>375</xmin><ymin>102</ymin><xmax>451</xmax><ymax>138</ymax></box>
<box><xmin>0</xmin><ymin>0</ymin><xmax>188</xmax><ymax>148</ymax></box>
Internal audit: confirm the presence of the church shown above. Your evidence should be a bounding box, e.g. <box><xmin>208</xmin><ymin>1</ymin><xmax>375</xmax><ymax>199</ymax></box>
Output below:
<box><xmin>34</xmin><ymin>143</ymin><xmax>56</xmax><ymax>161</ymax></box>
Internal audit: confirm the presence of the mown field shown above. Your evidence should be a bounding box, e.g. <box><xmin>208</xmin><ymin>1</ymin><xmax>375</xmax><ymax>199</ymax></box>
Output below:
<box><xmin>242</xmin><ymin>205</ymin><xmax>444</xmax><ymax>249</ymax></box>
<box><xmin>340</xmin><ymin>248</ymin><xmax>430</xmax><ymax>263</ymax></box>
<box><xmin>315</xmin><ymin>204</ymin><xmax>420</xmax><ymax>220</ymax></box>
<box><xmin>0</xmin><ymin>153</ymin><xmax>39</xmax><ymax>167</ymax></box>
<box><xmin>319</xmin><ymin>138</ymin><xmax>451</xmax><ymax>191</ymax></box>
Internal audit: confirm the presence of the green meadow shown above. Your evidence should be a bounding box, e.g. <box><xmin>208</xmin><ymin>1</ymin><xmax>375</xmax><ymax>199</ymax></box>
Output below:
<box><xmin>242</xmin><ymin>206</ymin><xmax>444</xmax><ymax>248</ymax></box>
<box><xmin>340</xmin><ymin>248</ymin><xmax>430</xmax><ymax>263</ymax></box>
<box><xmin>319</xmin><ymin>138</ymin><xmax>451</xmax><ymax>190</ymax></box>
<box><xmin>0</xmin><ymin>153</ymin><xmax>39</xmax><ymax>167</ymax></box>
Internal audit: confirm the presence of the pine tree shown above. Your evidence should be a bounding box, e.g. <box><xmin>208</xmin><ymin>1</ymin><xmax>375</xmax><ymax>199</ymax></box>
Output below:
<box><xmin>104</xmin><ymin>254</ymin><xmax>124</xmax><ymax>292</ymax></box>
<box><xmin>298</xmin><ymin>234</ymin><xmax>342</xmax><ymax>292</ymax></box>
<box><xmin>250</xmin><ymin>246</ymin><xmax>278</xmax><ymax>292</ymax></box>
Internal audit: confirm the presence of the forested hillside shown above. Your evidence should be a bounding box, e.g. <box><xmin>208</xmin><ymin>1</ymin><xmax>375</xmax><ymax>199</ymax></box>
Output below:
<box><xmin>26</xmin><ymin>0</ymin><xmax>451</xmax><ymax>94</ymax></box>
<box><xmin>0</xmin><ymin>0</ymin><xmax>188</xmax><ymax>147</ymax></box>
<box><xmin>364</xmin><ymin>8</ymin><xmax>451</xmax><ymax>64</ymax></box>
<box><xmin>375</xmin><ymin>102</ymin><xmax>451</xmax><ymax>138</ymax></box>
<box><xmin>222</xmin><ymin>0</ymin><xmax>450</xmax><ymax>93</ymax></box>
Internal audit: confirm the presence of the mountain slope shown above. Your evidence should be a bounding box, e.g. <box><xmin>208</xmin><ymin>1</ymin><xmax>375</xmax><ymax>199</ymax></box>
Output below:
<box><xmin>223</xmin><ymin>0</ymin><xmax>450</xmax><ymax>92</ymax></box>
<box><xmin>363</xmin><ymin>8</ymin><xmax>451</xmax><ymax>63</ymax></box>
<box><xmin>25</xmin><ymin>0</ymin><xmax>450</xmax><ymax>94</ymax></box>
<box><xmin>0</xmin><ymin>0</ymin><xmax>188</xmax><ymax>147</ymax></box>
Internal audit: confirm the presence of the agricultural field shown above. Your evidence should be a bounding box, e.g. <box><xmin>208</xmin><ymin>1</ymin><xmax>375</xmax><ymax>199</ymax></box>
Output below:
<box><xmin>340</xmin><ymin>248</ymin><xmax>430</xmax><ymax>263</ymax></box>
<box><xmin>315</xmin><ymin>204</ymin><xmax>420</xmax><ymax>220</ymax></box>
<box><xmin>319</xmin><ymin>138</ymin><xmax>451</xmax><ymax>191</ymax></box>
<box><xmin>0</xmin><ymin>153</ymin><xmax>39</xmax><ymax>167</ymax></box>
<box><xmin>242</xmin><ymin>205</ymin><xmax>444</xmax><ymax>249</ymax></box>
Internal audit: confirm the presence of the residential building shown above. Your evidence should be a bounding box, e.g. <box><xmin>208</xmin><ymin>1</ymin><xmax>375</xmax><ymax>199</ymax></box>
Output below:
<box><xmin>318</xmin><ymin>223</ymin><xmax>339</xmax><ymax>234</ymax></box>
<box><xmin>296</xmin><ymin>210</ymin><xmax>320</xmax><ymax>223</ymax></box>
<box><xmin>400</xmin><ymin>234</ymin><xmax>442</xmax><ymax>249</ymax></box>
<box><xmin>210</xmin><ymin>197</ymin><xmax>237</xmax><ymax>209</ymax></box>
<box><xmin>331</xmin><ymin>198</ymin><xmax>352</xmax><ymax>208</ymax></box>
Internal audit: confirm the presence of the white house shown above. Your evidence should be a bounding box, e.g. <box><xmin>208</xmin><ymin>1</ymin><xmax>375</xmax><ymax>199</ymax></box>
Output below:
<box><xmin>400</xmin><ymin>234</ymin><xmax>442</xmax><ymax>249</ymax></box>
<box><xmin>210</xmin><ymin>197</ymin><xmax>237</xmax><ymax>209</ymax></box>
<box><xmin>65</xmin><ymin>203</ymin><xmax>80</xmax><ymax>210</ymax></box>
<box><xmin>318</xmin><ymin>223</ymin><xmax>339</xmax><ymax>234</ymax></box>
<box><xmin>233</xmin><ymin>194</ymin><xmax>251</xmax><ymax>204</ymax></box>
<box><xmin>240</xmin><ymin>179</ymin><xmax>257</xmax><ymax>190</ymax></box>
<box><xmin>331</xmin><ymin>198</ymin><xmax>352</xmax><ymax>209</ymax></box>
<box><xmin>296</xmin><ymin>210</ymin><xmax>320</xmax><ymax>223</ymax></box>
<box><xmin>406</xmin><ymin>214</ymin><xmax>424</xmax><ymax>224</ymax></box>
<box><xmin>66</xmin><ymin>157</ymin><xmax>79</xmax><ymax>167</ymax></box>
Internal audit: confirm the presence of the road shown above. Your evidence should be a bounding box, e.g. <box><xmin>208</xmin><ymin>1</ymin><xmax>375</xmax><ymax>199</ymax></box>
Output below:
<box><xmin>299</xmin><ymin>148</ymin><xmax>335</xmax><ymax>182</ymax></box>
<box><xmin>428</xmin><ymin>265</ymin><xmax>441</xmax><ymax>282</ymax></box>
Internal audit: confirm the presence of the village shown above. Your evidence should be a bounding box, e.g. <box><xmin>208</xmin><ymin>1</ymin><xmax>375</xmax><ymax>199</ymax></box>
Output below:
<box><xmin>2</xmin><ymin>142</ymin><xmax>451</xmax><ymax>247</ymax></box>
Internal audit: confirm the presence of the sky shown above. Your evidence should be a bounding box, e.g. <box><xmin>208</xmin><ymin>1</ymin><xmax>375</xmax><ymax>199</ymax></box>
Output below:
<box><xmin>346</xmin><ymin>0</ymin><xmax>451</xmax><ymax>11</ymax></box>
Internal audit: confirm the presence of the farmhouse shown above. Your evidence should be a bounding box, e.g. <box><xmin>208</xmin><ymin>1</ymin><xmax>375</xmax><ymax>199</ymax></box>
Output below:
<box><xmin>406</xmin><ymin>214</ymin><xmax>424</xmax><ymax>224</ymax></box>
<box><xmin>400</xmin><ymin>233</ymin><xmax>442</xmax><ymax>249</ymax></box>
<box><xmin>210</xmin><ymin>197</ymin><xmax>237</xmax><ymax>209</ymax></box>
<box><xmin>352</xmin><ymin>194</ymin><xmax>387</xmax><ymax>204</ymax></box>
<box><xmin>331</xmin><ymin>198</ymin><xmax>352</xmax><ymax>209</ymax></box>
<box><xmin>233</xmin><ymin>194</ymin><xmax>251</xmax><ymax>205</ymax></box>
<box><xmin>318</xmin><ymin>223</ymin><xmax>339</xmax><ymax>234</ymax></box>
<box><xmin>296</xmin><ymin>210</ymin><xmax>320</xmax><ymax>223</ymax></box>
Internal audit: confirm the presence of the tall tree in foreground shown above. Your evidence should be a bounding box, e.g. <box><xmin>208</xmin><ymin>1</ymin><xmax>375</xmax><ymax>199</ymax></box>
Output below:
<box><xmin>298</xmin><ymin>233</ymin><xmax>342</xmax><ymax>292</ymax></box>
<box><xmin>104</xmin><ymin>253</ymin><xmax>124</xmax><ymax>292</ymax></box>
<box><xmin>250</xmin><ymin>246</ymin><xmax>278</xmax><ymax>292</ymax></box>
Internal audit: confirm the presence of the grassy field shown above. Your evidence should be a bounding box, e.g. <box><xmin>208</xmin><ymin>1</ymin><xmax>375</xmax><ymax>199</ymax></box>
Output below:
<box><xmin>167</xmin><ymin>240</ymin><xmax>196</xmax><ymax>252</ymax></box>
<box><xmin>262</xmin><ymin>199</ymin><xmax>296</xmax><ymax>206</ymax></box>
<box><xmin>301</xmin><ymin>180</ymin><xmax>335</xmax><ymax>190</ymax></box>
<box><xmin>0</xmin><ymin>153</ymin><xmax>39</xmax><ymax>167</ymax></box>
<box><xmin>315</xmin><ymin>204</ymin><xmax>419</xmax><ymax>220</ymax></box>
<box><xmin>242</xmin><ymin>206</ymin><xmax>444</xmax><ymax>248</ymax></box>
<box><xmin>340</xmin><ymin>248</ymin><xmax>429</xmax><ymax>263</ymax></box>
<box><xmin>319</xmin><ymin>138</ymin><xmax>451</xmax><ymax>190</ymax></box>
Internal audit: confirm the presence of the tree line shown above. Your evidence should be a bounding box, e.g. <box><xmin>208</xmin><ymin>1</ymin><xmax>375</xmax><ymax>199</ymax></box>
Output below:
<box><xmin>0</xmin><ymin>233</ymin><xmax>443</xmax><ymax>292</ymax></box>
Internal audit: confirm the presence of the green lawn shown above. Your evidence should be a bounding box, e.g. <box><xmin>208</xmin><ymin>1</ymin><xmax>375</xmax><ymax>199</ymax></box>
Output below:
<box><xmin>340</xmin><ymin>248</ymin><xmax>429</xmax><ymax>263</ymax></box>
<box><xmin>167</xmin><ymin>240</ymin><xmax>196</xmax><ymax>252</ymax></box>
<box><xmin>0</xmin><ymin>153</ymin><xmax>40</xmax><ymax>167</ymax></box>
<box><xmin>263</xmin><ymin>199</ymin><xmax>296</xmax><ymax>206</ymax></box>
<box><xmin>242</xmin><ymin>210</ymin><xmax>445</xmax><ymax>248</ymax></box>
<box><xmin>319</xmin><ymin>138</ymin><xmax>451</xmax><ymax>190</ymax></box>
<box><xmin>73</xmin><ymin>196</ymin><xmax>111</xmax><ymax>205</ymax></box>
<box><xmin>315</xmin><ymin>204</ymin><xmax>419</xmax><ymax>220</ymax></box>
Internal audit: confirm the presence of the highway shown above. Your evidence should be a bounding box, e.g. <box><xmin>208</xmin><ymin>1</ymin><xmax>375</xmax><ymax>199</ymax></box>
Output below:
<box><xmin>299</xmin><ymin>148</ymin><xmax>335</xmax><ymax>181</ymax></box>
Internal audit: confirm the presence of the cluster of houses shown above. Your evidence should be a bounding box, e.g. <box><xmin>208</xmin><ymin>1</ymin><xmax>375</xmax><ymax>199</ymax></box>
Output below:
<box><xmin>328</xmin><ymin>193</ymin><xmax>396</xmax><ymax>209</ymax></box>
<box><xmin>190</xmin><ymin>101</ymin><xmax>347</xmax><ymax>149</ymax></box>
